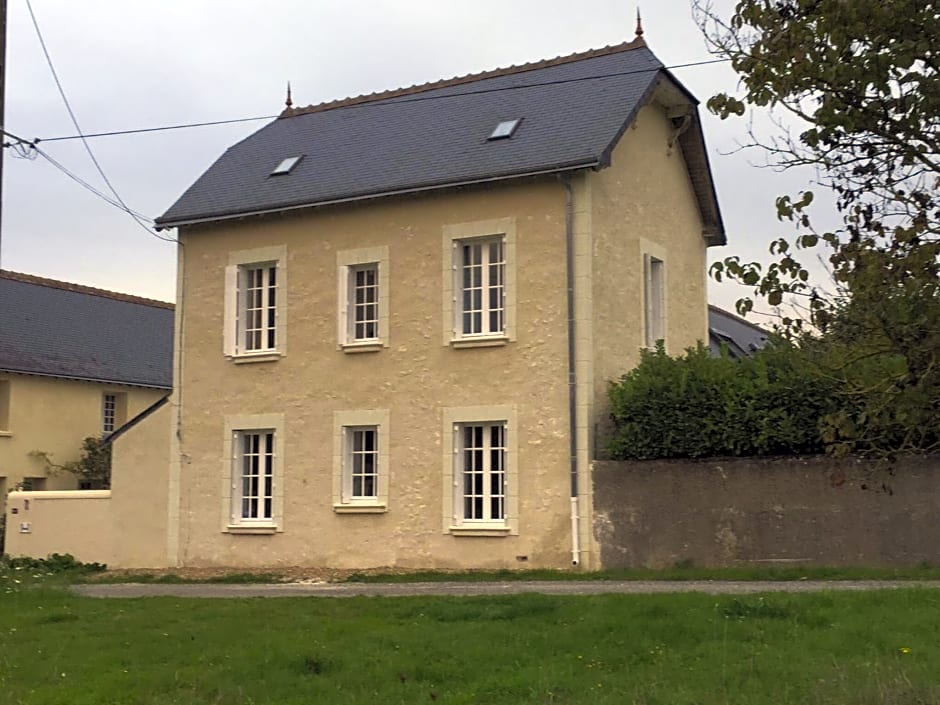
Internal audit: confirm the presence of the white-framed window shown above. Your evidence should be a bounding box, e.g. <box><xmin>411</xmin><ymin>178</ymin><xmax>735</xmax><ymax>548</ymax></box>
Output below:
<box><xmin>241</xmin><ymin>264</ymin><xmax>278</xmax><ymax>352</ymax></box>
<box><xmin>332</xmin><ymin>409</ymin><xmax>389</xmax><ymax>513</ymax></box>
<box><xmin>459</xmin><ymin>238</ymin><xmax>505</xmax><ymax>337</ymax></box>
<box><xmin>224</xmin><ymin>245</ymin><xmax>287</xmax><ymax>360</ymax></box>
<box><xmin>101</xmin><ymin>392</ymin><xmax>126</xmax><ymax>434</ymax></box>
<box><xmin>102</xmin><ymin>394</ymin><xmax>117</xmax><ymax>433</ymax></box>
<box><xmin>456</xmin><ymin>422</ymin><xmax>506</xmax><ymax>523</ymax></box>
<box><xmin>337</xmin><ymin>246</ymin><xmax>390</xmax><ymax>351</ymax></box>
<box><xmin>1</xmin><ymin>379</ymin><xmax>12</xmax><ymax>433</ymax></box>
<box><xmin>349</xmin><ymin>265</ymin><xmax>379</xmax><ymax>341</ymax></box>
<box><xmin>222</xmin><ymin>413</ymin><xmax>285</xmax><ymax>532</ymax></box>
<box><xmin>345</xmin><ymin>426</ymin><xmax>378</xmax><ymax>499</ymax></box>
<box><xmin>644</xmin><ymin>254</ymin><xmax>665</xmax><ymax>348</ymax></box>
<box><xmin>442</xmin><ymin>405</ymin><xmax>518</xmax><ymax>535</ymax></box>
<box><xmin>233</xmin><ymin>430</ymin><xmax>275</xmax><ymax>522</ymax></box>
<box><xmin>442</xmin><ymin>218</ymin><xmax>516</xmax><ymax>347</ymax></box>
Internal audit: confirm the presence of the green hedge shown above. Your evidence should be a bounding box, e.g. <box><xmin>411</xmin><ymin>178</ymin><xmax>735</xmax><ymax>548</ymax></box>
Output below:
<box><xmin>608</xmin><ymin>343</ymin><xmax>841</xmax><ymax>460</ymax></box>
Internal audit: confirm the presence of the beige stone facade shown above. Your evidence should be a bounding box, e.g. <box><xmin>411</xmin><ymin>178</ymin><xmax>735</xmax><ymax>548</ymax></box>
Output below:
<box><xmin>150</xmin><ymin>100</ymin><xmax>713</xmax><ymax>572</ymax></box>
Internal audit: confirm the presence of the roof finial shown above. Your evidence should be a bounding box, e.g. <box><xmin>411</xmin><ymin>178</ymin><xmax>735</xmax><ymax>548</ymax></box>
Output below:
<box><xmin>285</xmin><ymin>81</ymin><xmax>293</xmax><ymax>110</ymax></box>
<box><xmin>635</xmin><ymin>8</ymin><xmax>644</xmax><ymax>38</ymax></box>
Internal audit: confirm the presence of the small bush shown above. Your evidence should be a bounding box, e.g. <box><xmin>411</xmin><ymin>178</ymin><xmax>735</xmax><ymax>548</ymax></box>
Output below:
<box><xmin>1</xmin><ymin>553</ymin><xmax>106</xmax><ymax>575</ymax></box>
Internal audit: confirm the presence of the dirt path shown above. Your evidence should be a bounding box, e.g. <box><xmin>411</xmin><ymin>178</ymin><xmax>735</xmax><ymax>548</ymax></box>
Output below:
<box><xmin>72</xmin><ymin>580</ymin><xmax>940</xmax><ymax>598</ymax></box>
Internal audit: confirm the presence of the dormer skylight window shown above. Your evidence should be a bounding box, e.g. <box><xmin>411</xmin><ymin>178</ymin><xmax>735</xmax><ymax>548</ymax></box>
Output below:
<box><xmin>271</xmin><ymin>156</ymin><xmax>303</xmax><ymax>176</ymax></box>
<box><xmin>488</xmin><ymin>119</ymin><xmax>521</xmax><ymax>141</ymax></box>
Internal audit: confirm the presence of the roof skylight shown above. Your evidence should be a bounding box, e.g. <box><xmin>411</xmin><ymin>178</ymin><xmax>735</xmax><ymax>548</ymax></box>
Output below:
<box><xmin>488</xmin><ymin>119</ymin><xmax>521</xmax><ymax>140</ymax></box>
<box><xmin>271</xmin><ymin>156</ymin><xmax>303</xmax><ymax>176</ymax></box>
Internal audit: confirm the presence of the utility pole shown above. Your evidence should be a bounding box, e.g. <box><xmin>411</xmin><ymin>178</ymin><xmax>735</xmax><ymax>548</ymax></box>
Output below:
<box><xmin>0</xmin><ymin>0</ymin><xmax>7</xmax><ymax>268</ymax></box>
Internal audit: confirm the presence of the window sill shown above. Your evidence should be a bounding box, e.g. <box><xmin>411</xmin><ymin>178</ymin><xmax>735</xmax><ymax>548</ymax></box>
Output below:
<box><xmin>225</xmin><ymin>524</ymin><xmax>278</xmax><ymax>534</ymax></box>
<box><xmin>340</xmin><ymin>341</ymin><xmax>385</xmax><ymax>354</ymax></box>
<box><xmin>450</xmin><ymin>336</ymin><xmax>510</xmax><ymax>349</ymax></box>
<box><xmin>230</xmin><ymin>352</ymin><xmax>283</xmax><ymax>365</ymax></box>
<box><xmin>0</xmin><ymin>430</ymin><xmax>12</xmax><ymax>438</ymax></box>
<box><xmin>333</xmin><ymin>504</ymin><xmax>388</xmax><ymax>514</ymax></box>
<box><xmin>449</xmin><ymin>525</ymin><xmax>511</xmax><ymax>537</ymax></box>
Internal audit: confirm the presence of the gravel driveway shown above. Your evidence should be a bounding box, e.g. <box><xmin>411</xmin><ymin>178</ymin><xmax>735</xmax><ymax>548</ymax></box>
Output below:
<box><xmin>72</xmin><ymin>580</ymin><xmax>940</xmax><ymax>599</ymax></box>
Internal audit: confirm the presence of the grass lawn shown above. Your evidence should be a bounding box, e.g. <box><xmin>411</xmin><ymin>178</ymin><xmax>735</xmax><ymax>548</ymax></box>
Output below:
<box><xmin>2</xmin><ymin>568</ymin><xmax>940</xmax><ymax>704</ymax></box>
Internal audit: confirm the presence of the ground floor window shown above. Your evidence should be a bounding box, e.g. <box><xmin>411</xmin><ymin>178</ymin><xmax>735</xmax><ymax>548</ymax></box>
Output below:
<box><xmin>442</xmin><ymin>405</ymin><xmax>518</xmax><ymax>535</ymax></box>
<box><xmin>456</xmin><ymin>423</ymin><xmax>506</xmax><ymax>522</ymax></box>
<box><xmin>233</xmin><ymin>430</ymin><xmax>275</xmax><ymax>522</ymax></box>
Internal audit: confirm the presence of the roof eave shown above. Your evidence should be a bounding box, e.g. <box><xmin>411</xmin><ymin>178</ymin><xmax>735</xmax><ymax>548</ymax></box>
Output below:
<box><xmin>0</xmin><ymin>367</ymin><xmax>172</xmax><ymax>391</ymax></box>
<box><xmin>154</xmin><ymin>161</ymin><xmax>600</xmax><ymax>230</ymax></box>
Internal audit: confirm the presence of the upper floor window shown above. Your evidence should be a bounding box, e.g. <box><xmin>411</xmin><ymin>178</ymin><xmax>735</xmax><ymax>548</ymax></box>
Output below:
<box><xmin>337</xmin><ymin>246</ymin><xmax>389</xmax><ymax>352</ymax></box>
<box><xmin>241</xmin><ymin>264</ymin><xmax>278</xmax><ymax>352</ymax></box>
<box><xmin>224</xmin><ymin>246</ymin><xmax>287</xmax><ymax>360</ymax></box>
<box><xmin>102</xmin><ymin>394</ymin><xmax>117</xmax><ymax>433</ymax></box>
<box><xmin>459</xmin><ymin>238</ymin><xmax>505</xmax><ymax>337</ymax></box>
<box><xmin>0</xmin><ymin>379</ymin><xmax>10</xmax><ymax>433</ymax></box>
<box><xmin>349</xmin><ymin>265</ymin><xmax>379</xmax><ymax>342</ymax></box>
<box><xmin>101</xmin><ymin>392</ymin><xmax>127</xmax><ymax>434</ymax></box>
<box><xmin>644</xmin><ymin>254</ymin><xmax>665</xmax><ymax>348</ymax></box>
<box><xmin>442</xmin><ymin>218</ymin><xmax>517</xmax><ymax>348</ymax></box>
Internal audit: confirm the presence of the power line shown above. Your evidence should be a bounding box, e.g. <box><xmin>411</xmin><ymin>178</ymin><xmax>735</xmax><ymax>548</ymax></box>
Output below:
<box><xmin>38</xmin><ymin>114</ymin><xmax>278</xmax><ymax>143</ymax></box>
<box><xmin>1</xmin><ymin>129</ymin><xmax>177</xmax><ymax>242</ymax></box>
<box><xmin>6</xmin><ymin>51</ymin><xmax>730</xmax><ymax>239</ymax></box>
<box><xmin>32</xmin><ymin>56</ymin><xmax>731</xmax><ymax>144</ymax></box>
<box><xmin>24</xmin><ymin>0</ymin><xmax>173</xmax><ymax>244</ymax></box>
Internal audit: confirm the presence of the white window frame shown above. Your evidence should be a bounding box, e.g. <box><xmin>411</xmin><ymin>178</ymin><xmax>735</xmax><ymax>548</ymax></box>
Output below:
<box><xmin>224</xmin><ymin>245</ymin><xmax>288</xmax><ymax>361</ymax></box>
<box><xmin>102</xmin><ymin>393</ymin><xmax>117</xmax><ymax>433</ymax></box>
<box><xmin>643</xmin><ymin>250</ymin><xmax>666</xmax><ymax>349</ymax></box>
<box><xmin>0</xmin><ymin>379</ymin><xmax>10</xmax><ymax>434</ymax></box>
<box><xmin>337</xmin><ymin>246</ymin><xmax>390</xmax><ymax>352</ymax></box>
<box><xmin>332</xmin><ymin>409</ymin><xmax>390</xmax><ymax>513</ymax></box>
<box><xmin>441</xmin><ymin>405</ymin><xmax>518</xmax><ymax>536</ymax></box>
<box><xmin>222</xmin><ymin>413</ymin><xmax>285</xmax><ymax>533</ymax></box>
<box><xmin>442</xmin><ymin>218</ymin><xmax>516</xmax><ymax>347</ymax></box>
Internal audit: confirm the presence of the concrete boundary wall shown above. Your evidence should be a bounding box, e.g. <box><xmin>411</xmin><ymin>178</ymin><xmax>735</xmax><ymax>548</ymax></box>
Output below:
<box><xmin>592</xmin><ymin>455</ymin><xmax>940</xmax><ymax>568</ymax></box>
<box><xmin>4</xmin><ymin>490</ymin><xmax>114</xmax><ymax>565</ymax></box>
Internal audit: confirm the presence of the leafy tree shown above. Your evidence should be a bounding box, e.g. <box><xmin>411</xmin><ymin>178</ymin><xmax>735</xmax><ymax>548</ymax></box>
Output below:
<box><xmin>695</xmin><ymin>0</ymin><xmax>940</xmax><ymax>455</ymax></box>
<box><xmin>30</xmin><ymin>437</ymin><xmax>112</xmax><ymax>489</ymax></box>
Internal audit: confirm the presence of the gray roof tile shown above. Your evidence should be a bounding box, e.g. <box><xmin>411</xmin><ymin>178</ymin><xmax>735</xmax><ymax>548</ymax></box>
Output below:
<box><xmin>157</xmin><ymin>41</ymin><xmax>672</xmax><ymax>227</ymax></box>
<box><xmin>0</xmin><ymin>271</ymin><xmax>174</xmax><ymax>388</ymax></box>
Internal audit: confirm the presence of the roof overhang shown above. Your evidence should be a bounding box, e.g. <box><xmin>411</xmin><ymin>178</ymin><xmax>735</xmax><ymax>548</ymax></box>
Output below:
<box><xmin>154</xmin><ymin>160</ymin><xmax>600</xmax><ymax>231</ymax></box>
<box><xmin>0</xmin><ymin>367</ymin><xmax>172</xmax><ymax>391</ymax></box>
<box><xmin>598</xmin><ymin>71</ymin><xmax>727</xmax><ymax>247</ymax></box>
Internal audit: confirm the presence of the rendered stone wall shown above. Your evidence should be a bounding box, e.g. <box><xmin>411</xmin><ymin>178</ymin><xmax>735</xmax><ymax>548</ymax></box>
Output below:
<box><xmin>4</xmin><ymin>490</ymin><xmax>114</xmax><ymax>564</ymax></box>
<box><xmin>593</xmin><ymin>456</ymin><xmax>940</xmax><ymax>568</ymax></box>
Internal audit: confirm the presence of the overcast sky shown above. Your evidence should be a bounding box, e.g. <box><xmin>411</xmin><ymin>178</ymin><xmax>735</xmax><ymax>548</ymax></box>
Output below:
<box><xmin>3</xmin><ymin>0</ymin><xmax>824</xmax><ymax>317</ymax></box>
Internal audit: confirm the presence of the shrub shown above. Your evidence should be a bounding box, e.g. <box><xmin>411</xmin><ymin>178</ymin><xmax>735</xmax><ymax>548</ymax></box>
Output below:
<box><xmin>608</xmin><ymin>342</ymin><xmax>841</xmax><ymax>460</ymax></box>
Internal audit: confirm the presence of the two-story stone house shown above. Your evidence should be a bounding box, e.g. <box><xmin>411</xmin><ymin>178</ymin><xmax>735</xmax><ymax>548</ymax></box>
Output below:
<box><xmin>127</xmin><ymin>34</ymin><xmax>726</xmax><ymax>571</ymax></box>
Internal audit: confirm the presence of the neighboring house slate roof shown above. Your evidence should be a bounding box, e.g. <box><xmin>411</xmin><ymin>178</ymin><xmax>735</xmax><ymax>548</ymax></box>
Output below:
<box><xmin>156</xmin><ymin>38</ymin><xmax>725</xmax><ymax>245</ymax></box>
<box><xmin>0</xmin><ymin>270</ymin><xmax>174</xmax><ymax>389</ymax></box>
<box><xmin>708</xmin><ymin>305</ymin><xmax>770</xmax><ymax>359</ymax></box>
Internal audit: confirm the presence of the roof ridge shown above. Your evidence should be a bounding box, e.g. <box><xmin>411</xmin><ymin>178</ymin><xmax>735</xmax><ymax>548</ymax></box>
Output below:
<box><xmin>280</xmin><ymin>37</ymin><xmax>647</xmax><ymax>119</ymax></box>
<box><xmin>0</xmin><ymin>269</ymin><xmax>175</xmax><ymax>310</ymax></box>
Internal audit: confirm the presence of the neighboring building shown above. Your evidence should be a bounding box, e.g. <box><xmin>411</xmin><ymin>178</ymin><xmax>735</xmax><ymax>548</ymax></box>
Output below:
<box><xmin>708</xmin><ymin>304</ymin><xmax>770</xmax><ymax>358</ymax></box>
<box><xmin>7</xmin><ymin>33</ymin><xmax>727</xmax><ymax>570</ymax></box>
<box><xmin>0</xmin><ymin>270</ymin><xmax>173</xmax><ymax>496</ymax></box>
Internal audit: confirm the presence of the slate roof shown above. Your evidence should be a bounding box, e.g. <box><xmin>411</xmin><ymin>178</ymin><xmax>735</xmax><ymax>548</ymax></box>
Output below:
<box><xmin>0</xmin><ymin>271</ymin><xmax>174</xmax><ymax>389</ymax></box>
<box><xmin>157</xmin><ymin>38</ymin><xmax>725</xmax><ymax>244</ymax></box>
<box><xmin>708</xmin><ymin>305</ymin><xmax>770</xmax><ymax>359</ymax></box>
